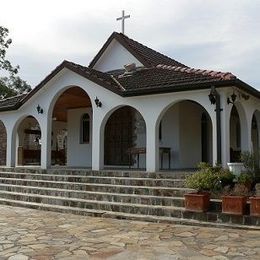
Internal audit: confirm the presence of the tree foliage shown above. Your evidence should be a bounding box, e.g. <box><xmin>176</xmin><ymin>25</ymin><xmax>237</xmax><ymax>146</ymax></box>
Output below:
<box><xmin>0</xmin><ymin>26</ymin><xmax>31</xmax><ymax>99</ymax></box>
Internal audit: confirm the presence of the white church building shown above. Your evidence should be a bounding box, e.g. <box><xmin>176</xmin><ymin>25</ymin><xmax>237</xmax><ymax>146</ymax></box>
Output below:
<box><xmin>0</xmin><ymin>32</ymin><xmax>259</xmax><ymax>172</ymax></box>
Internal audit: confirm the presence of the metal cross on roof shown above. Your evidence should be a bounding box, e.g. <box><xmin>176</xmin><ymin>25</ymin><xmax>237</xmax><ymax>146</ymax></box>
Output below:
<box><xmin>116</xmin><ymin>10</ymin><xmax>130</xmax><ymax>35</ymax></box>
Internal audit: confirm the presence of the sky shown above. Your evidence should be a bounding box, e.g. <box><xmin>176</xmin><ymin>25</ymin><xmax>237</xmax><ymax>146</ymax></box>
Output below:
<box><xmin>1</xmin><ymin>0</ymin><xmax>260</xmax><ymax>90</ymax></box>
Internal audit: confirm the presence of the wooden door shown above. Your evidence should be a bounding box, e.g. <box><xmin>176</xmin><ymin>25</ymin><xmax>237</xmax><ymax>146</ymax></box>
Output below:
<box><xmin>104</xmin><ymin>107</ymin><xmax>135</xmax><ymax>165</ymax></box>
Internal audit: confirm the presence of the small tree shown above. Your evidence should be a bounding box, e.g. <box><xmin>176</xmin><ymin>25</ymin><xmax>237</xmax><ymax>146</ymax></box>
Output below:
<box><xmin>0</xmin><ymin>26</ymin><xmax>31</xmax><ymax>98</ymax></box>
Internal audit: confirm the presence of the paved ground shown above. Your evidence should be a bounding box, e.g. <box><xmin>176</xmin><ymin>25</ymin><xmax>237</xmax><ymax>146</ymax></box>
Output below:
<box><xmin>0</xmin><ymin>205</ymin><xmax>259</xmax><ymax>259</ymax></box>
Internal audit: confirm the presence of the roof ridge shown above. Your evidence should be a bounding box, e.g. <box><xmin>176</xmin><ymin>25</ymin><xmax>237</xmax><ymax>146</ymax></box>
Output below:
<box><xmin>156</xmin><ymin>64</ymin><xmax>236</xmax><ymax>80</ymax></box>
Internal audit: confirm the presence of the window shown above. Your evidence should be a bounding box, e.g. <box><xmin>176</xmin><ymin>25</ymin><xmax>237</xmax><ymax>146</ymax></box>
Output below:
<box><xmin>159</xmin><ymin>121</ymin><xmax>162</xmax><ymax>141</ymax></box>
<box><xmin>236</xmin><ymin>121</ymin><xmax>241</xmax><ymax>149</ymax></box>
<box><xmin>80</xmin><ymin>113</ymin><xmax>90</xmax><ymax>143</ymax></box>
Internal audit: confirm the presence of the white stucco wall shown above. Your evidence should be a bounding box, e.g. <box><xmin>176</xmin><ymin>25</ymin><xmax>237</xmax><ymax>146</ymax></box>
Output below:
<box><xmin>67</xmin><ymin>107</ymin><xmax>92</xmax><ymax>167</ymax></box>
<box><xmin>159</xmin><ymin>104</ymin><xmax>180</xmax><ymax>168</ymax></box>
<box><xmin>134</xmin><ymin>101</ymin><xmax>213</xmax><ymax>169</ymax></box>
<box><xmin>93</xmin><ymin>39</ymin><xmax>143</xmax><ymax>72</ymax></box>
<box><xmin>0</xmin><ymin>66</ymin><xmax>259</xmax><ymax>171</ymax></box>
<box><xmin>179</xmin><ymin>102</ymin><xmax>202</xmax><ymax>168</ymax></box>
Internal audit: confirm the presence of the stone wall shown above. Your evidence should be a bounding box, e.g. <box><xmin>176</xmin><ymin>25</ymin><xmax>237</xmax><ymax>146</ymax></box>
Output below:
<box><xmin>0</xmin><ymin>121</ymin><xmax>7</xmax><ymax>165</ymax></box>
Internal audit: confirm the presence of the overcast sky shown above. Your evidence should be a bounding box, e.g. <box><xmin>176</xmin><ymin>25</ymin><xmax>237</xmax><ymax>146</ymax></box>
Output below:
<box><xmin>1</xmin><ymin>0</ymin><xmax>260</xmax><ymax>90</ymax></box>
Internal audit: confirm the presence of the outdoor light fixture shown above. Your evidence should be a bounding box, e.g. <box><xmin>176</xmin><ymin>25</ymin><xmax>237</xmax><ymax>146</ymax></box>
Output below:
<box><xmin>94</xmin><ymin>97</ymin><xmax>102</xmax><ymax>107</ymax></box>
<box><xmin>227</xmin><ymin>92</ymin><xmax>237</xmax><ymax>105</ymax></box>
<box><xmin>208</xmin><ymin>86</ymin><xmax>217</xmax><ymax>104</ymax></box>
<box><xmin>37</xmin><ymin>104</ymin><xmax>43</xmax><ymax>114</ymax></box>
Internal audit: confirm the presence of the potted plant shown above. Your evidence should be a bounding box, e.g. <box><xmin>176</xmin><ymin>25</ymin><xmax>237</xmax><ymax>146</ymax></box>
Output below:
<box><xmin>249</xmin><ymin>196</ymin><xmax>260</xmax><ymax>217</ymax></box>
<box><xmin>185</xmin><ymin>163</ymin><xmax>218</xmax><ymax>212</ymax></box>
<box><xmin>239</xmin><ymin>151</ymin><xmax>260</xmax><ymax>216</ymax></box>
<box><xmin>222</xmin><ymin>184</ymin><xmax>251</xmax><ymax>215</ymax></box>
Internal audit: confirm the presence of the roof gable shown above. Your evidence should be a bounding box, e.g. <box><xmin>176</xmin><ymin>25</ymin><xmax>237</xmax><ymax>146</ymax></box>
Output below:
<box><xmin>91</xmin><ymin>37</ymin><xmax>144</xmax><ymax>72</ymax></box>
<box><xmin>89</xmin><ymin>32</ymin><xmax>187</xmax><ymax>70</ymax></box>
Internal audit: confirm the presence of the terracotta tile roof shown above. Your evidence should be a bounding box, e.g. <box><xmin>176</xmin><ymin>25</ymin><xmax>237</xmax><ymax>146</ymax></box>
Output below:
<box><xmin>113</xmin><ymin>65</ymin><xmax>237</xmax><ymax>94</ymax></box>
<box><xmin>156</xmin><ymin>64</ymin><xmax>236</xmax><ymax>80</ymax></box>
<box><xmin>89</xmin><ymin>32</ymin><xmax>187</xmax><ymax>68</ymax></box>
<box><xmin>0</xmin><ymin>94</ymin><xmax>27</xmax><ymax>111</ymax></box>
<box><xmin>65</xmin><ymin>61</ymin><xmax>121</xmax><ymax>91</ymax></box>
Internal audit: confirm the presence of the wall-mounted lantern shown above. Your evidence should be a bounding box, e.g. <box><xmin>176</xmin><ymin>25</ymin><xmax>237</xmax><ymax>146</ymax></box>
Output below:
<box><xmin>37</xmin><ymin>104</ymin><xmax>43</xmax><ymax>114</ymax></box>
<box><xmin>227</xmin><ymin>92</ymin><xmax>237</xmax><ymax>105</ymax></box>
<box><xmin>94</xmin><ymin>97</ymin><xmax>102</xmax><ymax>108</ymax></box>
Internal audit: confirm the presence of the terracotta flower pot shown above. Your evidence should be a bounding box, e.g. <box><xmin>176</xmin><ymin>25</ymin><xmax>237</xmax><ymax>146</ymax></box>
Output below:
<box><xmin>222</xmin><ymin>196</ymin><xmax>247</xmax><ymax>215</ymax></box>
<box><xmin>249</xmin><ymin>196</ymin><xmax>260</xmax><ymax>217</ymax></box>
<box><xmin>184</xmin><ymin>192</ymin><xmax>210</xmax><ymax>212</ymax></box>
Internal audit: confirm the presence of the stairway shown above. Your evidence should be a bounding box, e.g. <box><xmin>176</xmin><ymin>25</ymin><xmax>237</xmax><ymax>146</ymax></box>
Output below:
<box><xmin>0</xmin><ymin>167</ymin><xmax>259</xmax><ymax>229</ymax></box>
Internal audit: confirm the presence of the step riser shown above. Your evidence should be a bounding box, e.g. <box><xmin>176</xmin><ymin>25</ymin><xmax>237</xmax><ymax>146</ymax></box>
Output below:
<box><xmin>0</xmin><ymin>168</ymin><xmax>190</xmax><ymax>179</ymax></box>
<box><xmin>0</xmin><ymin>193</ymin><xmax>183</xmax><ymax>218</ymax></box>
<box><xmin>0</xmin><ymin>180</ymin><xmax>189</xmax><ymax>196</ymax></box>
<box><xmin>0</xmin><ymin>199</ymin><xmax>259</xmax><ymax>228</ymax></box>
<box><xmin>0</xmin><ymin>187</ymin><xmax>185</xmax><ymax>207</ymax></box>
<box><xmin>0</xmin><ymin>174</ymin><xmax>186</xmax><ymax>187</ymax></box>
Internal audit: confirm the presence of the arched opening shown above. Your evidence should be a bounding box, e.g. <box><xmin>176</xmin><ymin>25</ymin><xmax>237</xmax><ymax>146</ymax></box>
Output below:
<box><xmin>251</xmin><ymin>110</ymin><xmax>260</xmax><ymax>168</ymax></box>
<box><xmin>230</xmin><ymin>105</ymin><xmax>241</xmax><ymax>162</ymax></box>
<box><xmin>17</xmin><ymin>116</ymin><xmax>41</xmax><ymax>166</ymax></box>
<box><xmin>0</xmin><ymin>120</ymin><xmax>7</xmax><ymax>166</ymax></box>
<box><xmin>158</xmin><ymin>100</ymin><xmax>213</xmax><ymax>169</ymax></box>
<box><xmin>104</xmin><ymin>106</ymin><xmax>146</xmax><ymax>169</ymax></box>
<box><xmin>51</xmin><ymin>86</ymin><xmax>92</xmax><ymax>167</ymax></box>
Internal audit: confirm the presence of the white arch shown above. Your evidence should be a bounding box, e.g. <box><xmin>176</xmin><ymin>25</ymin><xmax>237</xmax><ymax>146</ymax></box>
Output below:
<box><xmin>228</xmin><ymin>101</ymin><xmax>249</xmax><ymax>152</ymax></box>
<box><xmin>46</xmin><ymin>85</ymin><xmax>94</xmax><ymax>120</ymax></box>
<box><xmin>100</xmin><ymin>104</ymin><xmax>147</xmax><ymax>169</ymax></box>
<box><xmin>100</xmin><ymin>104</ymin><xmax>147</xmax><ymax>133</ymax></box>
<box><xmin>46</xmin><ymin>85</ymin><xmax>94</xmax><ymax>168</ymax></box>
<box><xmin>12</xmin><ymin>114</ymin><xmax>42</xmax><ymax>166</ymax></box>
<box><xmin>156</xmin><ymin>98</ymin><xmax>214</xmax><ymax>130</ymax></box>
<box><xmin>155</xmin><ymin>99</ymin><xmax>214</xmax><ymax>169</ymax></box>
<box><xmin>0</xmin><ymin>120</ymin><xmax>7</xmax><ymax>166</ymax></box>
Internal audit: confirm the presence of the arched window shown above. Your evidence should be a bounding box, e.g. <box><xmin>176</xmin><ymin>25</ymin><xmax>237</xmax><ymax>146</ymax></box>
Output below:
<box><xmin>80</xmin><ymin>113</ymin><xmax>90</xmax><ymax>144</ymax></box>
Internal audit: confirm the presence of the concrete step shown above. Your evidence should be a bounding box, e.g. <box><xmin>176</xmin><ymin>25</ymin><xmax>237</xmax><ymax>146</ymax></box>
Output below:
<box><xmin>0</xmin><ymin>172</ymin><xmax>186</xmax><ymax>187</ymax></box>
<box><xmin>0</xmin><ymin>190</ymin><xmax>185</xmax><ymax>218</ymax></box>
<box><xmin>0</xmin><ymin>183</ymin><xmax>185</xmax><ymax>207</ymax></box>
<box><xmin>0</xmin><ymin>177</ymin><xmax>193</xmax><ymax>196</ymax></box>
<box><xmin>0</xmin><ymin>198</ymin><xmax>259</xmax><ymax>229</ymax></box>
<box><xmin>0</xmin><ymin>168</ymin><xmax>192</xmax><ymax>179</ymax></box>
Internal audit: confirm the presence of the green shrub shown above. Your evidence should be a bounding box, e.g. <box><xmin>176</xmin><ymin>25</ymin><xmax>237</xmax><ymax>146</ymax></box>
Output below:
<box><xmin>185</xmin><ymin>170</ymin><xmax>218</xmax><ymax>192</ymax></box>
<box><xmin>217</xmin><ymin>169</ymin><xmax>235</xmax><ymax>187</ymax></box>
<box><xmin>186</xmin><ymin>163</ymin><xmax>235</xmax><ymax>193</ymax></box>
